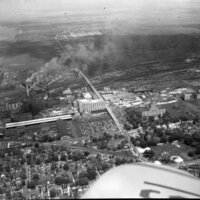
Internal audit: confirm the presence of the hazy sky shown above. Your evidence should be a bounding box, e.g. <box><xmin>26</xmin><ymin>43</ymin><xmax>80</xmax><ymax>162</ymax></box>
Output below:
<box><xmin>0</xmin><ymin>0</ymin><xmax>200</xmax><ymax>41</ymax></box>
<box><xmin>0</xmin><ymin>0</ymin><xmax>200</xmax><ymax>21</ymax></box>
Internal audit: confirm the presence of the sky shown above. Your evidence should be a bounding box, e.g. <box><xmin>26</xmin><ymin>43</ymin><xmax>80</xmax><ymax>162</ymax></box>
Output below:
<box><xmin>0</xmin><ymin>0</ymin><xmax>200</xmax><ymax>41</ymax></box>
<box><xmin>0</xmin><ymin>0</ymin><xmax>199</xmax><ymax>20</ymax></box>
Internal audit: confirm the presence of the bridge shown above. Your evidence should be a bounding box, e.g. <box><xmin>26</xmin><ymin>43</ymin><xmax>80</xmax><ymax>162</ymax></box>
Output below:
<box><xmin>6</xmin><ymin>114</ymin><xmax>72</xmax><ymax>129</ymax></box>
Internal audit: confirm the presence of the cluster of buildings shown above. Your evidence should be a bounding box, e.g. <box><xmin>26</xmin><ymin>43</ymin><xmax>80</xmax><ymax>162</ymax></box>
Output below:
<box><xmin>79</xmin><ymin>117</ymin><xmax>118</xmax><ymax>138</ymax></box>
<box><xmin>0</xmin><ymin>71</ymin><xmax>18</xmax><ymax>87</ymax></box>
<box><xmin>0</xmin><ymin>139</ymin><xmax>130</xmax><ymax>199</ymax></box>
<box><xmin>179</xmin><ymin>163</ymin><xmax>200</xmax><ymax>178</ymax></box>
<box><xmin>99</xmin><ymin>86</ymin><xmax>200</xmax><ymax>111</ymax></box>
<box><xmin>142</xmin><ymin>102</ymin><xmax>166</xmax><ymax>120</ymax></box>
<box><xmin>101</xmin><ymin>89</ymin><xmax>143</xmax><ymax>107</ymax></box>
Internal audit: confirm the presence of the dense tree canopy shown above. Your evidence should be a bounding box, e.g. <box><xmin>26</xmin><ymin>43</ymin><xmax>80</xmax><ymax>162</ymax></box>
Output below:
<box><xmin>27</xmin><ymin>181</ymin><xmax>36</xmax><ymax>189</ymax></box>
<box><xmin>63</xmin><ymin>163</ymin><xmax>69</xmax><ymax>171</ymax></box>
<box><xmin>143</xmin><ymin>150</ymin><xmax>155</xmax><ymax>159</ymax></box>
<box><xmin>55</xmin><ymin>176</ymin><xmax>70</xmax><ymax>185</ymax></box>
<box><xmin>86</xmin><ymin>167</ymin><xmax>96</xmax><ymax>180</ymax></box>
<box><xmin>50</xmin><ymin>189</ymin><xmax>57</xmax><ymax>198</ymax></box>
<box><xmin>76</xmin><ymin>177</ymin><xmax>89</xmax><ymax>187</ymax></box>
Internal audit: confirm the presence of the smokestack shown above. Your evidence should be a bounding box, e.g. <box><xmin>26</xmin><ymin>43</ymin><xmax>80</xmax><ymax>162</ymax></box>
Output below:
<box><xmin>47</xmin><ymin>85</ymin><xmax>49</xmax><ymax>98</ymax></box>
<box><xmin>26</xmin><ymin>84</ymin><xmax>30</xmax><ymax>99</ymax></box>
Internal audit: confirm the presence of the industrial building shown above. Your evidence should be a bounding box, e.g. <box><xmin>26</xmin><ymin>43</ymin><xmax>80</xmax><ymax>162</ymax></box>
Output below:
<box><xmin>78</xmin><ymin>99</ymin><xmax>106</xmax><ymax>113</ymax></box>
<box><xmin>142</xmin><ymin>102</ymin><xmax>166</xmax><ymax>119</ymax></box>
<box><xmin>6</xmin><ymin>99</ymin><xmax>22</xmax><ymax>111</ymax></box>
<box><xmin>83</xmin><ymin>92</ymin><xmax>92</xmax><ymax>100</ymax></box>
<box><xmin>182</xmin><ymin>93</ymin><xmax>193</xmax><ymax>101</ymax></box>
<box><xmin>62</xmin><ymin>88</ymin><xmax>72</xmax><ymax>95</ymax></box>
<box><xmin>0</xmin><ymin>98</ymin><xmax>22</xmax><ymax>112</ymax></box>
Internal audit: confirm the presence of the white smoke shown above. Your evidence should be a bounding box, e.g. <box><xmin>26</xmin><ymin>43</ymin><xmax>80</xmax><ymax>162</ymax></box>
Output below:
<box><xmin>61</xmin><ymin>40</ymin><xmax>119</xmax><ymax>71</ymax></box>
<box><xmin>26</xmin><ymin>38</ymin><xmax>120</xmax><ymax>87</ymax></box>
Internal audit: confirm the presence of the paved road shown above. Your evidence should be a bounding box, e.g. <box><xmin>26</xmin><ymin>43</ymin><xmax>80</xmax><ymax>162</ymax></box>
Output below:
<box><xmin>54</xmin><ymin>34</ymin><xmax>141</xmax><ymax>156</ymax></box>
<box><xmin>44</xmin><ymin>141</ymin><xmax>139</xmax><ymax>160</ymax></box>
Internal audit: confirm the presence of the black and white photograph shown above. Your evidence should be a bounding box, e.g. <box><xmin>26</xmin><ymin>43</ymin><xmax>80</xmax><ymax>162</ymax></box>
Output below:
<box><xmin>0</xmin><ymin>0</ymin><xmax>200</xmax><ymax>199</ymax></box>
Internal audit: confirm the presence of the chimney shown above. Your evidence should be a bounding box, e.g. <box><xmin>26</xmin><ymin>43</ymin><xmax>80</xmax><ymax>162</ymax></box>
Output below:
<box><xmin>47</xmin><ymin>85</ymin><xmax>49</xmax><ymax>98</ymax></box>
<box><xmin>26</xmin><ymin>84</ymin><xmax>30</xmax><ymax>99</ymax></box>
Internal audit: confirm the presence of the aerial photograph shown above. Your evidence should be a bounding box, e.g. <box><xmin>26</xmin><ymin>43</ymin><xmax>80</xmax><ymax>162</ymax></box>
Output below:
<box><xmin>0</xmin><ymin>0</ymin><xmax>200</xmax><ymax>199</ymax></box>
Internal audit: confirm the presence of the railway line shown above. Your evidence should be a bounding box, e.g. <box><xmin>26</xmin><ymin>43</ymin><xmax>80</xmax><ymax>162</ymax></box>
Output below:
<box><xmin>93</xmin><ymin>68</ymin><xmax>199</xmax><ymax>90</ymax></box>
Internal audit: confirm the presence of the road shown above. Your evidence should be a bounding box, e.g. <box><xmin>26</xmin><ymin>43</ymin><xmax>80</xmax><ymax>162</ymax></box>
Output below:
<box><xmin>74</xmin><ymin>69</ymin><xmax>125</xmax><ymax>133</ymax></box>
<box><xmin>44</xmin><ymin>141</ymin><xmax>138</xmax><ymax>160</ymax></box>
<box><xmin>23</xmin><ymin>163</ymin><xmax>31</xmax><ymax>200</ymax></box>
<box><xmin>54</xmin><ymin>34</ymin><xmax>139</xmax><ymax>156</ymax></box>
<box><xmin>54</xmin><ymin>35</ymin><xmax>125</xmax><ymax>134</ymax></box>
<box><xmin>73</xmin><ymin>69</ymin><xmax>139</xmax><ymax>156</ymax></box>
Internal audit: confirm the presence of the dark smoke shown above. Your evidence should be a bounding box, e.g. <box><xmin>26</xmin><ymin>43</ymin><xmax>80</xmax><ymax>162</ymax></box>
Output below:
<box><xmin>26</xmin><ymin>36</ymin><xmax>121</xmax><ymax>85</ymax></box>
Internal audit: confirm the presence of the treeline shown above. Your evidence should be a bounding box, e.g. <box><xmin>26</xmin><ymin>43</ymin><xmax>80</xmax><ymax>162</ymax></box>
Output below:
<box><xmin>124</xmin><ymin>107</ymin><xmax>200</xmax><ymax>157</ymax></box>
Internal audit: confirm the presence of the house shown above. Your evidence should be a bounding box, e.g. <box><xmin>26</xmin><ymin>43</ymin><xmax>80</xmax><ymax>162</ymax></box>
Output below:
<box><xmin>0</xmin><ymin>174</ymin><xmax>6</xmax><ymax>180</ymax></box>
<box><xmin>136</xmin><ymin>147</ymin><xmax>151</xmax><ymax>154</ymax></box>
<box><xmin>0</xmin><ymin>194</ymin><xmax>6</xmax><ymax>200</ymax></box>
<box><xmin>168</xmin><ymin>123</ymin><xmax>177</xmax><ymax>130</ymax></box>
<box><xmin>48</xmin><ymin>184</ymin><xmax>63</xmax><ymax>197</ymax></box>
<box><xmin>182</xmin><ymin>93</ymin><xmax>193</xmax><ymax>101</ymax></box>
<box><xmin>63</xmin><ymin>186</ymin><xmax>71</xmax><ymax>196</ymax></box>
<box><xmin>15</xmin><ymin>178</ymin><xmax>22</xmax><ymax>189</ymax></box>
<box><xmin>172</xmin><ymin>140</ymin><xmax>181</xmax><ymax>148</ymax></box>
<box><xmin>127</xmin><ymin>129</ymin><xmax>139</xmax><ymax>138</ymax></box>
<box><xmin>37</xmin><ymin>184</ymin><xmax>47</xmax><ymax>193</ymax></box>
<box><xmin>170</xmin><ymin>156</ymin><xmax>183</xmax><ymax>164</ymax></box>
<box><xmin>62</xmin><ymin>88</ymin><xmax>72</xmax><ymax>95</ymax></box>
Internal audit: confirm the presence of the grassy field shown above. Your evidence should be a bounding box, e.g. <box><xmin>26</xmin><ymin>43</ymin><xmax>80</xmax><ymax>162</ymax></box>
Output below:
<box><xmin>151</xmin><ymin>143</ymin><xmax>195</xmax><ymax>161</ymax></box>
<box><xmin>72</xmin><ymin>120</ymin><xmax>83</xmax><ymax>138</ymax></box>
<box><xmin>162</xmin><ymin>100</ymin><xmax>200</xmax><ymax>119</ymax></box>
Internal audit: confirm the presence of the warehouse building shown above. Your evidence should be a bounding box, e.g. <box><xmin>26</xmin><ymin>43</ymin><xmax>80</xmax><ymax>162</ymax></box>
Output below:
<box><xmin>78</xmin><ymin>99</ymin><xmax>106</xmax><ymax>113</ymax></box>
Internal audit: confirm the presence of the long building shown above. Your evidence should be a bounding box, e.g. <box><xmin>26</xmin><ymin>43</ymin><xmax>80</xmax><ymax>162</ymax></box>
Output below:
<box><xmin>6</xmin><ymin>114</ymin><xmax>72</xmax><ymax>129</ymax></box>
<box><xmin>78</xmin><ymin>99</ymin><xmax>106</xmax><ymax>113</ymax></box>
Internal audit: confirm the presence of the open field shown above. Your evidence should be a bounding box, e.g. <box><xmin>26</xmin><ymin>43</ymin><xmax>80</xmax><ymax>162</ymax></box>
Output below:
<box><xmin>1</xmin><ymin>32</ymin><xmax>200</xmax><ymax>80</ymax></box>
<box><xmin>151</xmin><ymin>143</ymin><xmax>196</xmax><ymax>162</ymax></box>
<box><xmin>163</xmin><ymin>100</ymin><xmax>200</xmax><ymax>119</ymax></box>
<box><xmin>72</xmin><ymin>120</ymin><xmax>83</xmax><ymax>138</ymax></box>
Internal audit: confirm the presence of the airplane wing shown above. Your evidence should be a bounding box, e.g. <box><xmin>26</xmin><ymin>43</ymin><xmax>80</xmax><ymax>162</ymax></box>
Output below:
<box><xmin>82</xmin><ymin>163</ymin><xmax>200</xmax><ymax>198</ymax></box>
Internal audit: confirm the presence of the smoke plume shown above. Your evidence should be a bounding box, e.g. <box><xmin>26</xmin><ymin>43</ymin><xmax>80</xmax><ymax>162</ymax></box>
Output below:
<box><xmin>61</xmin><ymin>39</ymin><xmax>120</xmax><ymax>74</ymax></box>
<box><xmin>26</xmin><ymin>37</ymin><xmax>120</xmax><ymax>86</ymax></box>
